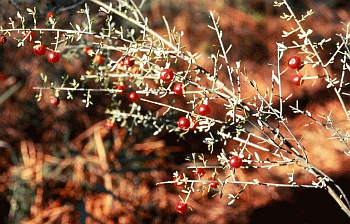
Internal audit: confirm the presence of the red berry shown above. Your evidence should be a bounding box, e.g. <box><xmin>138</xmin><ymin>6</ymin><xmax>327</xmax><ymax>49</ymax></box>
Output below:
<box><xmin>50</xmin><ymin>97</ymin><xmax>60</xmax><ymax>106</ymax></box>
<box><xmin>83</xmin><ymin>46</ymin><xmax>92</xmax><ymax>55</ymax></box>
<box><xmin>197</xmin><ymin>104</ymin><xmax>211</xmax><ymax>116</ymax></box>
<box><xmin>23</xmin><ymin>31</ymin><xmax>35</xmax><ymax>41</ymax></box>
<box><xmin>209</xmin><ymin>181</ymin><xmax>219</xmax><ymax>189</ymax></box>
<box><xmin>33</xmin><ymin>44</ymin><xmax>46</xmax><ymax>56</ymax></box>
<box><xmin>193</xmin><ymin>168</ymin><xmax>205</xmax><ymax>177</ymax></box>
<box><xmin>128</xmin><ymin>92</ymin><xmax>139</xmax><ymax>102</ymax></box>
<box><xmin>115</xmin><ymin>83</ymin><xmax>126</xmax><ymax>94</ymax></box>
<box><xmin>46</xmin><ymin>11</ymin><xmax>55</xmax><ymax>19</ymax></box>
<box><xmin>177</xmin><ymin>117</ymin><xmax>191</xmax><ymax>130</ymax></box>
<box><xmin>0</xmin><ymin>35</ymin><xmax>7</xmax><ymax>44</ymax></box>
<box><xmin>160</xmin><ymin>68</ymin><xmax>175</xmax><ymax>82</ymax></box>
<box><xmin>173</xmin><ymin>82</ymin><xmax>186</xmax><ymax>96</ymax></box>
<box><xmin>94</xmin><ymin>54</ymin><xmax>104</xmax><ymax>65</ymax></box>
<box><xmin>291</xmin><ymin>75</ymin><xmax>304</xmax><ymax>86</ymax></box>
<box><xmin>123</xmin><ymin>56</ymin><xmax>135</xmax><ymax>67</ymax></box>
<box><xmin>105</xmin><ymin>120</ymin><xmax>116</xmax><ymax>129</ymax></box>
<box><xmin>47</xmin><ymin>51</ymin><xmax>61</xmax><ymax>63</ymax></box>
<box><xmin>173</xmin><ymin>176</ymin><xmax>184</xmax><ymax>187</ymax></box>
<box><xmin>175</xmin><ymin>201</ymin><xmax>188</xmax><ymax>214</ymax></box>
<box><xmin>288</xmin><ymin>56</ymin><xmax>302</xmax><ymax>69</ymax></box>
<box><xmin>228</xmin><ymin>156</ymin><xmax>243</xmax><ymax>169</ymax></box>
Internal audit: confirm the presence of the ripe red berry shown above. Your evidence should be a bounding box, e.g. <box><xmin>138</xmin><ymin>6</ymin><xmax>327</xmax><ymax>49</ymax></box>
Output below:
<box><xmin>50</xmin><ymin>97</ymin><xmax>60</xmax><ymax>106</ymax></box>
<box><xmin>173</xmin><ymin>82</ymin><xmax>186</xmax><ymax>96</ymax></box>
<box><xmin>291</xmin><ymin>75</ymin><xmax>304</xmax><ymax>86</ymax></box>
<box><xmin>94</xmin><ymin>54</ymin><xmax>104</xmax><ymax>65</ymax></box>
<box><xmin>115</xmin><ymin>82</ymin><xmax>126</xmax><ymax>94</ymax></box>
<box><xmin>33</xmin><ymin>44</ymin><xmax>46</xmax><ymax>56</ymax></box>
<box><xmin>175</xmin><ymin>201</ymin><xmax>188</xmax><ymax>214</ymax></box>
<box><xmin>197</xmin><ymin>104</ymin><xmax>211</xmax><ymax>116</ymax></box>
<box><xmin>160</xmin><ymin>68</ymin><xmax>175</xmax><ymax>82</ymax></box>
<box><xmin>193</xmin><ymin>168</ymin><xmax>205</xmax><ymax>177</ymax></box>
<box><xmin>128</xmin><ymin>92</ymin><xmax>139</xmax><ymax>102</ymax></box>
<box><xmin>83</xmin><ymin>46</ymin><xmax>92</xmax><ymax>55</ymax></box>
<box><xmin>46</xmin><ymin>12</ymin><xmax>55</xmax><ymax>19</ymax></box>
<box><xmin>47</xmin><ymin>51</ymin><xmax>60</xmax><ymax>63</ymax></box>
<box><xmin>123</xmin><ymin>56</ymin><xmax>135</xmax><ymax>67</ymax></box>
<box><xmin>228</xmin><ymin>156</ymin><xmax>243</xmax><ymax>169</ymax></box>
<box><xmin>23</xmin><ymin>31</ymin><xmax>35</xmax><ymax>41</ymax></box>
<box><xmin>288</xmin><ymin>56</ymin><xmax>302</xmax><ymax>69</ymax></box>
<box><xmin>105</xmin><ymin>120</ymin><xmax>116</xmax><ymax>130</ymax></box>
<box><xmin>173</xmin><ymin>176</ymin><xmax>184</xmax><ymax>187</ymax></box>
<box><xmin>0</xmin><ymin>35</ymin><xmax>7</xmax><ymax>44</ymax></box>
<box><xmin>209</xmin><ymin>181</ymin><xmax>219</xmax><ymax>189</ymax></box>
<box><xmin>177</xmin><ymin>117</ymin><xmax>191</xmax><ymax>130</ymax></box>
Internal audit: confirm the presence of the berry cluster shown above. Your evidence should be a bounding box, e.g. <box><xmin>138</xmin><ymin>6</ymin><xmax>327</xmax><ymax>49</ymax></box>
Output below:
<box><xmin>288</xmin><ymin>56</ymin><xmax>304</xmax><ymax>86</ymax></box>
<box><xmin>21</xmin><ymin>30</ymin><xmax>62</xmax><ymax>65</ymax></box>
<box><xmin>1</xmin><ymin>1</ymin><xmax>349</xmax><ymax>220</ymax></box>
<box><xmin>0</xmin><ymin>12</ymin><xmax>302</xmax><ymax>217</ymax></box>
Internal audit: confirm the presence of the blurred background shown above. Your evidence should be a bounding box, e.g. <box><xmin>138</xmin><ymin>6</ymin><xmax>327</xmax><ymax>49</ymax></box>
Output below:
<box><xmin>1</xmin><ymin>0</ymin><xmax>350</xmax><ymax>223</ymax></box>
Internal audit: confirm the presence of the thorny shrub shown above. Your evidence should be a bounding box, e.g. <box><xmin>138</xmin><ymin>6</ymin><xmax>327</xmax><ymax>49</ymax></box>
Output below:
<box><xmin>1</xmin><ymin>0</ymin><xmax>350</xmax><ymax>222</ymax></box>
